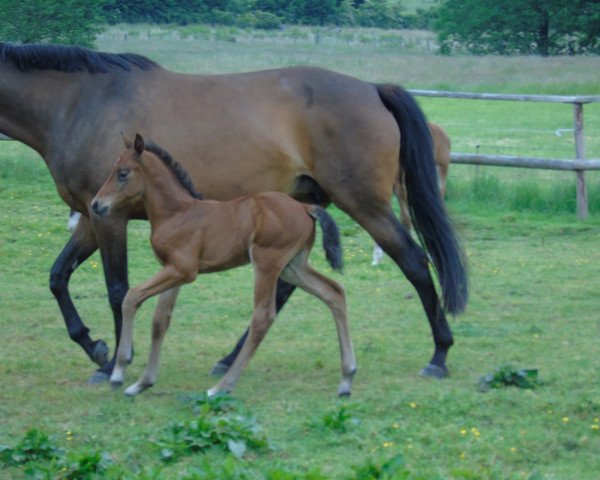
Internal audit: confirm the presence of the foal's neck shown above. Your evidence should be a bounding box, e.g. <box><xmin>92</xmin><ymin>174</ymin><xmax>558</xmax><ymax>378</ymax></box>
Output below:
<box><xmin>141</xmin><ymin>154</ymin><xmax>197</xmax><ymax>225</ymax></box>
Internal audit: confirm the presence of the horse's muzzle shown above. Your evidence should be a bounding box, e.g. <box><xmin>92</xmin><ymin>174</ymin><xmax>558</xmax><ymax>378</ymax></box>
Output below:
<box><xmin>91</xmin><ymin>200</ymin><xmax>109</xmax><ymax>218</ymax></box>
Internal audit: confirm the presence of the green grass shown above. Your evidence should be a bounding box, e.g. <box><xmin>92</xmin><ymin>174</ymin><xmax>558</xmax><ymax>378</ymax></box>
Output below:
<box><xmin>2</xmin><ymin>27</ymin><xmax>600</xmax><ymax>479</ymax></box>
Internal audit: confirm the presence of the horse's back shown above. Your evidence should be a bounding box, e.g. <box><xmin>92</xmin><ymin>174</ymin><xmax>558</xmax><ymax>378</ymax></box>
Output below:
<box><xmin>136</xmin><ymin>67</ymin><xmax>400</xmax><ymax>205</ymax></box>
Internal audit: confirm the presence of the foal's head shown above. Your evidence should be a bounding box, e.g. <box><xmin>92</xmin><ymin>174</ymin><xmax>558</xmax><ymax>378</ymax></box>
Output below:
<box><xmin>92</xmin><ymin>133</ymin><xmax>147</xmax><ymax>218</ymax></box>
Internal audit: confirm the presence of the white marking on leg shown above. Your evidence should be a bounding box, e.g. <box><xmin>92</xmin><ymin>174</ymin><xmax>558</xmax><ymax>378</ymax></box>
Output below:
<box><xmin>372</xmin><ymin>244</ymin><xmax>384</xmax><ymax>265</ymax></box>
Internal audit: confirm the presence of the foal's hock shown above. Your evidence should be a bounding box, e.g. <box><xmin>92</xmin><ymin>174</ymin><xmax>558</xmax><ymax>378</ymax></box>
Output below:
<box><xmin>92</xmin><ymin>134</ymin><xmax>355</xmax><ymax>397</ymax></box>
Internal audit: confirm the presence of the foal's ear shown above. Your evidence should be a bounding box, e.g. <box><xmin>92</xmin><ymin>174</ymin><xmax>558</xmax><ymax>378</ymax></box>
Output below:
<box><xmin>121</xmin><ymin>132</ymin><xmax>133</xmax><ymax>149</ymax></box>
<box><xmin>134</xmin><ymin>133</ymin><xmax>145</xmax><ymax>156</ymax></box>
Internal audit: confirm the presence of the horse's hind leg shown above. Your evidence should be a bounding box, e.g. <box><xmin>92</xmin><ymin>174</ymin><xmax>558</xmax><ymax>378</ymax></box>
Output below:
<box><xmin>280</xmin><ymin>256</ymin><xmax>356</xmax><ymax>397</ymax></box>
<box><xmin>124</xmin><ymin>287</ymin><xmax>181</xmax><ymax>396</ymax></box>
<box><xmin>210</xmin><ymin>278</ymin><xmax>296</xmax><ymax>376</ymax></box>
<box><xmin>49</xmin><ymin>215</ymin><xmax>109</xmax><ymax>368</ymax></box>
<box><xmin>358</xmin><ymin>207</ymin><xmax>453</xmax><ymax>378</ymax></box>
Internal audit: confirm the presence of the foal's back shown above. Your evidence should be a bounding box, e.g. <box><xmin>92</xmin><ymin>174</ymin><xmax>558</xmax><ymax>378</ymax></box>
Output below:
<box><xmin>156</xmin><ymin>192</ymin><xmax>315</xmax><ymax>275</ymax></box>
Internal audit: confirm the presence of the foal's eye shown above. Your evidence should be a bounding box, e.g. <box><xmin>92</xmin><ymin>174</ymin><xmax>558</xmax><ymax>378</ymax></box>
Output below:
<box><xmin>117</xmin><ymin>169</ymin><xmax>130</xmax><ymax>182</ymax></box>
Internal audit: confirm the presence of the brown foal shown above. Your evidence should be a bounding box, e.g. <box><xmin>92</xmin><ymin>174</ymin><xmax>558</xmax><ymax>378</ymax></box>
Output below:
<box><xmin>91</xmin><ymin>134</ymin><xmax>355</xmax><ymax>397</ymax></box>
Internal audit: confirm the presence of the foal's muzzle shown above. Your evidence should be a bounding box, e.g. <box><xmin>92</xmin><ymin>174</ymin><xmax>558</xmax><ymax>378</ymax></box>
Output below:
<box><xmin>91</xmin><ymin>200</ymin><xmax>109</xmax><ymax>218</ymax></box>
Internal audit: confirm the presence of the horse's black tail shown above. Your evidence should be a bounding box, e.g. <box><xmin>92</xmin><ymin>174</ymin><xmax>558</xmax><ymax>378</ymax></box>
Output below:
<box><xmin>308</xmin><ymin>206</ymin><xmax>343</xmax><ymax>272</ymax></box>
<box><xmin>376</xmin><ymin>84</ymin><xmax>468</xmax><ymax>314</ymax></box>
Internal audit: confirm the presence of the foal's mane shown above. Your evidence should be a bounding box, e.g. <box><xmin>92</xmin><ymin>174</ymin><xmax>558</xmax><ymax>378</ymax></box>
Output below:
<box><xmin>0</xmin><ymin>42</ymin><xmax>158</xmax><ymax>74</ymax></box>
<box><xmin>144</xmin><ymin>142</ymin><xmax>204</xmax><ymax>200</ymax></box>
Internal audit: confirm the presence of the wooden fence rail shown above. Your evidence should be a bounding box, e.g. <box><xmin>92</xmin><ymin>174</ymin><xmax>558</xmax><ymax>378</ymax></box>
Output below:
<box><xmin>409</xmin><ymin>90</ymin><xmax>600</xmax><ymax>219</ymax></box>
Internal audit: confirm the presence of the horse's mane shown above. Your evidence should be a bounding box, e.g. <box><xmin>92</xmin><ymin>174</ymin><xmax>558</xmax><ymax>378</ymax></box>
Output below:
<box><xmin>144</xmin><ymin>142</ymin><xmax>204</xmax><ymax>200</ymax></box>
<box><xmin>0</xmin><ymin>42</ymin><xmax>159</xmax><ymax>74</ymax></box>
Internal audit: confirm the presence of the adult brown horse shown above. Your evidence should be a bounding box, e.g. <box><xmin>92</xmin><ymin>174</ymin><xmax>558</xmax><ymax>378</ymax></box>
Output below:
<box><xmin>0</xmin><ymin>42</ymin><xmax>467</xmax><ymax>383</ymax></box>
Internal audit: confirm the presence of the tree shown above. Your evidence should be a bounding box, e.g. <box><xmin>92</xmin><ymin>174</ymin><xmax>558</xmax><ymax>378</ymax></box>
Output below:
<box><xmin>293</xmin><ymin>0</ymin><xmax>339</xmax><ymax>26</ymax></box>
<box><xmin>434</xmin><ymin>0</ymin><xmax>599</xmax><ymax>56</ymax></box>
<box><xmin>0</xmin><ymin>0</ymin><xmax>103</xmax><ymax>47</ymax></box>
<box><xmin>355</xmin><ymin>0</ymin><xmax>405</xmax><ymax>29</ymax></box>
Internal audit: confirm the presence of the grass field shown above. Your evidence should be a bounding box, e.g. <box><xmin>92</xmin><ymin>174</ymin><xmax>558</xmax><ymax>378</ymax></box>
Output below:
<box><xmin>1</xmin><ymin>26</ymin><xmax>600</xmax><ymax>479</ymax></box>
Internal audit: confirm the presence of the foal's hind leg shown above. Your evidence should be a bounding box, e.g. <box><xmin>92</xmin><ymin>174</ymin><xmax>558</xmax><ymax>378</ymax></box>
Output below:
<box><xmin>208</xmin><ymin>267</ymin><xmax>280</xmax><ymax>396</ymax></box>
<box><xmin>359</xmin><ymin>208</ymin><xmax>453</xmax><ymax>378</ymax></box>
<box><xmin>281</xmin><ymin>256</ymin><xmax>356</xmax><ymax>397</ymax></box>
<box><xmin>210</xmin><ymin>279</ymin><xmax>296</xmax><ymax>376</ymax></box>
<box><xmin>124</xmin><ymin>287</ymin><xmax>181</xmax><ymax>396</ymax></box>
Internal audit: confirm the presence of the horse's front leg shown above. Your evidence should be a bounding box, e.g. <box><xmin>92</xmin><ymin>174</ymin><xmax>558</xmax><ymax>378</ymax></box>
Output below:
<box><xmin>50</xmin><ymin>214</ymin><xmax>108</xmax><ymax>367</ymax></box>
<box><xmin>110</xmin><ymin>266</ymin><xmax>190</xmax><ymax>391</ymax></box>
<box><xmin>86</xmin><ymin>216</ymin><xmax>130</xmax><ymax>384</ymax></box>
<box><xmin>210</xmin><ymin>278</ymin><xmax>296</xmax><ymax>376</ymax></box>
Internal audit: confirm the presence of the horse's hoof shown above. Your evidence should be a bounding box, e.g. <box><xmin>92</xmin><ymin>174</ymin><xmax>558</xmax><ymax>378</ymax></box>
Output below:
<box><xmin>420</xmin><ymin>363</ymin><xmax>449</xmax><ymax>379</ymax></box>
<box><xmin>91</xmin><ymin>340</ymin><xmax>109</xmax><ymax>367</ymax></box>
<box><xmin>338</xmin><ymin>389</ymin><xmax>352</xmax><ymax>398</ymax></box>
<box><xmin>210</xmin><ymin>362</ymin><xmax>230</xmax><ymax>377</ymax></box>
<box><xmin>87</xmin><ymin>370</ymin><xmax>110</xmax><ymax>385</ymax></box>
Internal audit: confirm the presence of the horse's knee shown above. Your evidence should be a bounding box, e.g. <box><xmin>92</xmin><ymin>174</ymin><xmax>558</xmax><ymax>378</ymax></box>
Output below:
<box><xmin>49</xmin><ymin>258</ymin><xmax>76</xmax><ymax>297</ymax></box>
<box><xmin>49</xmin><ymin>269</ymin><xmax>67</xmax><ymax>298</ymax></box>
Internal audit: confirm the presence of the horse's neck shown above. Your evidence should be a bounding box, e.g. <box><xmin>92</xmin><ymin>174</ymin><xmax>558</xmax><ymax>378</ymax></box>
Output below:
<box><xmin>0</xmin><ymin>65</ymin><xmax>86</xmax><ymax>156</ymax></box>
<box><xmin>141</xmin><ymin>155</ymin><xmax>197</xmax><ymax>226</ymax></box>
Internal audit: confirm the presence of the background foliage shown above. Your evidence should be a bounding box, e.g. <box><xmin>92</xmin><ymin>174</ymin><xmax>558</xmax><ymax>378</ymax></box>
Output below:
<box><xmin>1</xmin><ymin>0</ymin><xmax>598</xmax><ymax>56</ymax></box>
<box><xmin>435</xmin><ymin>0</ymin><xmax>600</xmax><ymax>56</ymax></box>
<box><xmin>0</xmin><ymin>0</ymin><xmax>103</xmax><ymax>47</ymax></box>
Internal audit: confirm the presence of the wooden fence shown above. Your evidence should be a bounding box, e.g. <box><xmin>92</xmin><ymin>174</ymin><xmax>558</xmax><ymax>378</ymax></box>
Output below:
<box><xmin>3</xmin><ymin>91</ymin><xmax>600</xmax><ymax>216</ymax></box>
<box><xmin>409</xmin><ymin>90</ymin><xmax>600</xmax><ymax>219</ymax></box>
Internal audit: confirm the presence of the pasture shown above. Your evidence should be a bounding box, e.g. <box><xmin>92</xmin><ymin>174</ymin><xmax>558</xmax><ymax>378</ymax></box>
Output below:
<box><xmin>1</xmin><ymin>26</ymin><xmax>600</xmax><ymax>479</ymax></box>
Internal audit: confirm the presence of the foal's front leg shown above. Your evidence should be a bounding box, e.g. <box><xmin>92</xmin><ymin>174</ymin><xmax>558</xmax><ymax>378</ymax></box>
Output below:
<box><xmin>124</xmin><ymin>287</ymin><xmax>181</xmax><ymax>396</ymax></box>
<box><xmin>110</xmin><ymin>266</ymin><xmax>189</xmax><ymax>389</ymax></box>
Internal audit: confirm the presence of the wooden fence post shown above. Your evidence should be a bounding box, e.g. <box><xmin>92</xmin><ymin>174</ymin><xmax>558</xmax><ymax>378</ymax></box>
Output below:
<box><xmin>574</xmin><ymin>102</ymin><xmax>588</xmax><ymax>219</ymax></box>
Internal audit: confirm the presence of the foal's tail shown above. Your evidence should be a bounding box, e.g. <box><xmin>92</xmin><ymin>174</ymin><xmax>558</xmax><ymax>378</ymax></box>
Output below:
<box><xmin>376</xmin><ymin>84</ymin><xmax>468</xmax><ymax>314</ymax></box>
<box><xmin>308</xmin><ymin>206</ymin><xmax>343</xmax><ymax>272</ymax></box>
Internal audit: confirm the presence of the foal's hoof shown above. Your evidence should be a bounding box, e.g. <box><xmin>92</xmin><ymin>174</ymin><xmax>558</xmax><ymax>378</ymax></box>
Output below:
<box><xmin>110</xmin><ymin>380</ymin><xmax>123</xmax><ymax>391</ymax></box>
<box><xmin>91</xmin><ymin>340</ymin><xmax>109</xmax><ymax>367</ymax></box>
<box><xmin>210</xmin><ymin>362</ymin><xmax>230</xmax><ymax>377</ymax></box>
<box><xmin>338</xmin><ymin>389</ymin><xmax>352</xmax><ymax>398</ymax></box>
<box><xmin>420</xmin><ymin>363</ymin><xmax>449</xmax><ymax>379</ymax></box>
<box><xmin>87</xmin><ymin>370</ymin><xmax>110</xmax><ymax>385</ymax></box>
<box><xmin>124</xmin><ymin>383</ymin><xmax>151</xmax><ymax>397</ymax></box>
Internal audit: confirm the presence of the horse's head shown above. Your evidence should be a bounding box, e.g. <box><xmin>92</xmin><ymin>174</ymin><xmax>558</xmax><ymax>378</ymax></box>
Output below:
<box><xmin>91</xmin><ymin>133</ymin><xmax>146</xmax><ymax>218</ymax></box>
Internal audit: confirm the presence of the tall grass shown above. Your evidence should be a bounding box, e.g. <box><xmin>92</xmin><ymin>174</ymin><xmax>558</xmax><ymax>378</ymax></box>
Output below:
<box><xmin>446</xmin><ymin>167</ymin><xmax>600</xmax><ymax>215</ymax></box>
